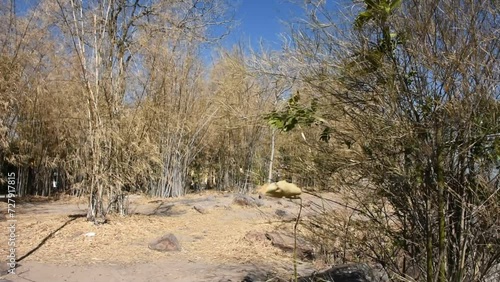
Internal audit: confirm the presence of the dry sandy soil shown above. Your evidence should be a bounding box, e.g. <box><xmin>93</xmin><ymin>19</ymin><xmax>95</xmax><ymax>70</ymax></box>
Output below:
<box><xmin>0</xmin><ymin>191</ymin><xmax>346</xmax><ymax>282</ymax></box>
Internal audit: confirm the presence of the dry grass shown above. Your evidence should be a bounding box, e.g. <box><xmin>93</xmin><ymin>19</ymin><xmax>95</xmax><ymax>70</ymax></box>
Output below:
<box><xmin>0</xmin><ymin>193</ymin><xmax>299</xmax><ymax>272</ymax></box>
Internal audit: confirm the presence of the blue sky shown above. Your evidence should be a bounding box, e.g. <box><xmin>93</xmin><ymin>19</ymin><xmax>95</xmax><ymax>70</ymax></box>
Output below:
<box><xmin>224</xmin><ymin>0</ymin><xmax>304</xmax><ymax>50</ymax></box>
<box><xmin>222</xmin><ymin>0</ymin><xmax>349</xmax><ymax>51</ymax></box>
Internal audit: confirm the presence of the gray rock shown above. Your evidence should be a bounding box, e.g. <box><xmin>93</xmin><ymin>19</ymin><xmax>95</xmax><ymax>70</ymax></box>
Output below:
<box><xmin>255</xmin><ymin>199</ymin><xmax>264</xmax><ymax>207</ymax></box>
<box><xmin>275</xmin><ymin>209</ymin><xmax>288</xmax><ymax>218</ymax></box>
<box><xmin>148</xmin><ymin>233</ymin><xmax>181</xmax><ymax>252</ymax></box>
<box><xmin>265</xmin><ymin>231</ymin><xmax>314</xmax><ymax>260</ymax></box>
<box><xmin>298</xmin><ymin>263</ymin><xmax>385</xmax><ymax>282</ymax></box>
<box><xmin>242</xmin><ymin>271</ymin><xmax>273</xmax><ymax>282</ymax></box>
<box><xmin>193</xmin><ymin>205</ymin><xmax>208</xmax><ymax>214</ymax></box>
<box><xmin>244</xmin><ymin>231</ymin><xmax>268</xmax><ymax>243</ymax></box>
<box><xmin>232</xmin><ymin>194</ymin><xmax>263</xmax><ymax>207</ymax></box>
<box><xmin>0</xmin><ymin>262</ymin><xmax>13</xmax><ymax>276</ymax></box>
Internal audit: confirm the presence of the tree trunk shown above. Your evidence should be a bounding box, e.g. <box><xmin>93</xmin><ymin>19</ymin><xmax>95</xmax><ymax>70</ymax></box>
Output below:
<box><xmin>268</xmin><ymin>128</ymin><xmax>276</xmax><ymax>183</ymax></box>
<box><xmin>436</xmin><ymin>124</ymin><xmax>447</xmax><ymax>282</ymax></box>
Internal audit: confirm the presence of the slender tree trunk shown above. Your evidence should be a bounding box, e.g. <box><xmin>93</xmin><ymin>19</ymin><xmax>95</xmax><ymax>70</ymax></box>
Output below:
<box><xmin>268</xmin><ymin>128</ymin><xmax>276</xmax><ymax>183</ymax></box>
<box><xmin>425</xmin><ymin>180</ymin><xmax>434</xmax><ymax>282</ymax></box>
<box><xmin>436</xmin><ymin>125</ymin><xmax>447</xmax><ymax>282</ymax></box>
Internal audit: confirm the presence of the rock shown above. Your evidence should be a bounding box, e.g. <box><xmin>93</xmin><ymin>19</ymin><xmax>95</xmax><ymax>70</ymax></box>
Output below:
<box><xmin>148</xmin><ymin>233</ymin><xmax>181</xmax><ymax>252</ymax></box>
<box><xmin>274</xmin><ymin>209</ymin><xmax>296</xmax><ymax>222</ymax></box>
<box><xmin>193</xmin><ymin>205</ymin><xmax>208</xmax><ymax>214</ymax></box>
<box><xmin>0</xmin><ymin>263</ymin><xmax>12</xmax><ymax>275</ymax></box>
<box><xmin>241</xmin><ymin>270</ymin><xmax>274</xmax><ymax>282</ymax></box>
<box><xmin>153</xmin><ymin>203</ymin><xmax>176</xmax><ymax>216</ymax></box>
<box><xmin>258</xmin><ymin>181</ymin><xmax>302</xmax><ymax>199</ymax></box>
<box><xmin>298</xmin><ymin>263</ymin><xmax>386</xmax><ymax>282</ymax></box>
<box><xmin>265</xmin><ymin>232</ymin><xmax>314</xmax><ymax>260</ymax></box>
<box><xmin>244</xmin><ymin>231</ymin><xmax>268</xmax><ymax>243</ymax></box>
<box><xmin>232</xmin><ymin>194</ymin><xmax>263</xmax><ymax>207</ymax></box>
<box><xmin>255</xmin><ymin>199</ymin><xmax>264</xmax><ymax>207</ymax></box>
<box><xmin>275</xmin><ymin>209</ymin><xmax>288</xmax><ymax>218</ymax></box>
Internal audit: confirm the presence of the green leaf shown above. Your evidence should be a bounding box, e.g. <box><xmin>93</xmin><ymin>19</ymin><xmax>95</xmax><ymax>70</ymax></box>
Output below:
<box><xmin>364</xmin><ymin>0</ymin><xmax>377</xmax><ymax>9</ymax></box>
<box><xmin>354</xmin><ymin>11</ymin><xmax>374</xmax><ymax>29</ymax></box>
<box><xmin>390</xmin><ymin>0</ymin><xmax>403</xmax><ymax>10</ymax></box>
<box><xmin>288</xmin><ymin>92</ymin><xmax>300</xmax><ymax>106</ymax></box>
<box><xmin>311</xmin><ymin>98</ymin><xmax>318</xmax><ymax>111</ymax></box>
<box><xmin>268</xmin><ymin>118</ymin><xmax>284</xmax><ymax>129</ymax></box>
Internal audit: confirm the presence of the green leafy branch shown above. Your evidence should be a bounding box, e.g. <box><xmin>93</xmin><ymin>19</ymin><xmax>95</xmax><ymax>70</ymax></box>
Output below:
<box><xmin>265</xmin><ymin>92</ymin><xmax>332</xmax><ymax>142</ymax></box>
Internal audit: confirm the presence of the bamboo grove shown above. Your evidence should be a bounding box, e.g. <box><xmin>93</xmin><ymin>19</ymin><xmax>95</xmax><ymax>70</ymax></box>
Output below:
<box><xmin>0</xmin><ymin>0</ymin><xmax>498</xmax><ymax>280</ymax></box>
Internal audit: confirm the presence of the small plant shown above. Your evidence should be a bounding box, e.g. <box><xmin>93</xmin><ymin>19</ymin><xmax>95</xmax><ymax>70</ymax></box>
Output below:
<box><xmin>260</xmin><ymin>180</ymin><xmax>303</xmax><ymax>282</ymax></box>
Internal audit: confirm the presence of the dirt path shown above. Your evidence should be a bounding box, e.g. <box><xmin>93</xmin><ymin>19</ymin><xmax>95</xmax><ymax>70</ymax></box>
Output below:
<box><xmin>5</xmin><ymin>259</ymin><xmax>270</xmax><ymax>282</ymax></box>
<box><xmin>0</xmin><ymin>192</ymin><xmax>345</xmax><ymax>282</ymax></box>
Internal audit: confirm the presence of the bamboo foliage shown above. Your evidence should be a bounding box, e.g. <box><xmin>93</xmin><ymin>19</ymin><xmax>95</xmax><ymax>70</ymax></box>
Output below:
<box><xmin>199</xmin><ymin>49</ymin><xmax>279</xmax><ymax>192</ymax></box>
<box><xmin>0</xmin><ymin>0</ymin><xmax>232</xmax><ymax>222</ymax></box>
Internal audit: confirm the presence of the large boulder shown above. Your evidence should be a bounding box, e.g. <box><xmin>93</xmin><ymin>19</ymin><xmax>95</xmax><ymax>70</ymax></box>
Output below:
<box><xmin>148</xmin><ymin>233</ymin><xmax>181</xmax><ymax>252</ymax></box>
<box><xmin>258</xmin><ymin>181</ymin><xmax>302</xmax><ymax>199</ymax></box>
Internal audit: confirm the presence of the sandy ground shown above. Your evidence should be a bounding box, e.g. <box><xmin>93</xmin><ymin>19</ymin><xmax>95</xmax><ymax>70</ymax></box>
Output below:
<box><xmin>0</xmin><ymin>191</ymin><xmax>346</xmax><ymax>282</ymax></box>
